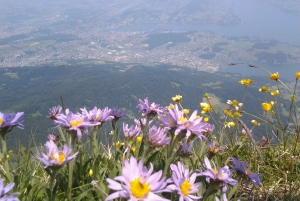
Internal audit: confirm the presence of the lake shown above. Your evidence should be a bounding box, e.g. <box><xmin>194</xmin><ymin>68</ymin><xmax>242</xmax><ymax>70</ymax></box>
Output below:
<box><xmin>218</xmin><ymin>60</ymin><xmax>300</xmax><ymax>82</ymax></box>
<box><xmin>115</xmin><ymin>0</ymin><xmax>300</xmax><ymax>46</ymax></box>
<box><xmin>114</xmin><ymin>0</ymin><xmax>300</xmax><ymax>79</ymax></box>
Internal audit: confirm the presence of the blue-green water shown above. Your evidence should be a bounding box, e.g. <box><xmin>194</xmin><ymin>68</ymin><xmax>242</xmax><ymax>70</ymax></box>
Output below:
<box><xmin>218</xmin><ymin>61</ymin><xmax>300</xmax><ymax>82</ymax></box>
<box><xmin>116</xmin><ymin>0</ymin><xmax>300</xmax><ymax>46</ymax></box>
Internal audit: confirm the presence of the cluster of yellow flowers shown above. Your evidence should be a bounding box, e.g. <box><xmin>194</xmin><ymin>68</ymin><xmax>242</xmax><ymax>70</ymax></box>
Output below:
<box><xmin>169</xmin><ymin>70</ymin><xmax>300</xmax><ymax>131</ymax></box>
<box><xmin>239</xmin><ymin>78</ymin><xmax>253</xmax><ymax>86</ymax></box>
<box><xmin>200</xmin><ymin>103</ymin><xmax>213</xmax><ymax>114</ymax></box>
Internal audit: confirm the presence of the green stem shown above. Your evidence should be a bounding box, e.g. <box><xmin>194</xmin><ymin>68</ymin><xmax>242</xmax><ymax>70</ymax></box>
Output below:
<box><xmin>49</xmin><ymin>170</ymin><xmax>58</xmax><ymax>201</ymax></box>
<box><xmin>241</xmin><ymin>86</ymin><xmax>248</xmax><ymax>105</ymax></box>
<box><xmin>163</xmin><ymin>156</ymin><xmax>174</xmax><ymax>177</ymax></box>
<box><xmin>141</xmin><ymin>143</ymin><xmax>152</xmax><ymax>161</ymax></box>
<box><xmin>92</xmin><ymin>127</ymin><xmax>99</xmax><ymax>158</ymax></box>
<box><xmin>57</xmin><ymin>126</ymin><xmax>66</xmax><ymax>144</ymax></box>
<box><xmin>67</xmin><ymin>133</ymin><xmax>77</xmax><ymax>201</ymax></box>
<box><xmin>0</xmin><ymin>133</ymin><xmax>11</xmax><ymax>182</ymax></box>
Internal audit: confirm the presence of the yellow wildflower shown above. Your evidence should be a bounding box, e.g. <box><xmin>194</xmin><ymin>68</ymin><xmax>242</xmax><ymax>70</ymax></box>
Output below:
<box><xmin>6</xmin><ymin>155</ymin><xmax>9</xmax><ymax>159</ymax></box>
<box><xmin>239</xmin><ymin>78</ymin><xmax>253</xmax><ymax>86</ymax></box>
<box><xmin>224</xmin><ymin>109</ymin><xmax>234</xmax><ymax>118</ymax></box>
<box><xmin>223</xmin><ymin>109</ymin><xmax>232</xmax><ymax>116</ymax></box>
<box><xmin>262</xmin><ymin>101</ymin><xmax>276</xmax><ymax>112</ymax></box>
<box><xmin>291</xmin><ymin>94</ymin><xmax>295</xmax><ymax>100</ymax></box>
<box><xmin>131</xmin><ymin>147</ymin><xmax>136</xmax><ymax>153</ymax></box>
<box><xmin>225</xmin><ymin>122</ymin><xmax>236</xmax><ymax>128</ymax></box>
<box><xmin>114</xmin><ymin>141</ymin><xmax>124</xmax><ymax>147</ymax></box>
<box><xmin>182</xmin><ymin>109</ymin><xmax>190</xmax><ymax>115</ymax></box>
<box><xmin>136</xmin><ymin>136</ymin><xmax>142</xmax><ymax>143</ymax></box>
<box><xmin>172</xmin><ymin>95</ymin><xmax>182</xmax><ymax>103</ymax></box>
<box><xmin>203</xmin><ymin>117</ymin><xmax>209</xmax><ymax>122</ymax></box>
<box><xmin>270</xmin><ymin>72</ymin><xmax>280</xmax><ymax>81</ymax></box>
<box><xmin>251</xmin><ymin>120</ymin><xmax>261</xmax><ymax>126</ymax></box>
<box><xmin>89</xmin><ymin>169</ymin><xmax>93</xmax><ymax>177</ymax></box>
<box><xmin>295</xmin><ymin>72</ymin><xmax>300</xmax><ymax>79</ymax></box>
<box><xmin>259</xmin><ymin>86</ymin><xmax>270</xmax><ymax>92</ymax></box>
<box><xmin>227</xmin><ymin>100</ymin><xmax>243</xmax><ymax>110</ymax></box>
<box><xmin>200</xmin><ymin>103</ymin><xmax>213</xmax><ymax>114</ymax></box>
<box><xmin>270</xmin><ymin>90</ymin><xmax>279</xmax><ymax>96</ymax></box>
<box><xmin>234</xmin><ymin>111</ymin><xmax>242</xmax><ymax>117</ymax></box>
<box><xmin>203</xmin><ymin>93</ymin><xmax>209</xmax><ymax>98</ymax></box>
<box><xmin>9</xmin><ymin>150</ymin><xmax>13</xmax><ymax>153</ymax></box>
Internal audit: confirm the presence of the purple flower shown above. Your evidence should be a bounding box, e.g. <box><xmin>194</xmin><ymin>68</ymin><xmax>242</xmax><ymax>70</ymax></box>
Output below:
<box><xmin>147</xmin><ymin>126</ymin><xmax>171</xmax><ymax>148</ymax></box>
<box><xmin>106</xmin><ymin>157</ymin><xmax>170</xmax><ymax>201</ymax></box>
<box><xmin>167</xmin><ymin>161</ymin><xmax>202</xmax><ymax>201</ymax></box>
<box><xmin>47</xmin><ymin>105</ymin><xmax>62</xmax><ymax>120</ymax></box>
<box><xmin>47</xmin><ymin>134</ymin><xmax>59</xmax><ymax>144</ymax></box>
<box><xmin>240</xmin><ymin>128</ymin><xmax>252</xmax><ymax>136</ymax></box>
<box><xmin>209</xmin><ymin>141</ymin><xmax>222</xmax><ymax>155</ymax></box>
<box><xmin>0</xmin><ymin>111</ymin><xmax>24</xmax><ymax>134</ymax></box>
<box><xmin>203</xmin><ymin>123</ymin><xmax>215</xmax><ymax>135</ymax></box>
<box><xmin>137</xmin><ymin>97</ymin><xmax>163</xmax><ymax>117</ymax></box>
<box><xmin>110</xmin><ymin>108</ymin><xmax>127</xmax><ymax>120</ymax></box>
<box><xmin>54</xmin><ymin>109</ymin><xmax>100</xmax><ymax>139</ymax></box>
<box><xmin>198</xmin><ymin>158</ymin><xmax>237</xmax><ymax>201</ymax></box>
<box><xmin>231</xmin><ymin>157</ymin><xmax>262</xmax><ymax>187</ymax></box>
<box><xmin>0</xmin><ymin>179</ymin><xmax>19</xmax><ymax>201</ymax></box>
<box><xmin>123</xmin><ymin>123</ymin><xmax>141</xmax><ymax>140</ymax></box>
<box><xmin>158</xmin><ymin>104</ymin><xmax>182</xmax><ymax>130</ymax></box>
<box><xmin>259</xmin><ymin>137</ymin><xmax>269</xmax><ymax>148</ymax></box>
<box><xmin>175</xmin><ymin>110</ymin><xmax>209</xmax><ymax>140</ymax></box>
<box><xmin>198</xmin><ymin>157</ymin><xmax>237</xmax><ymax>186</ymax></box>
<box><xmin>177</xmin><ymin>143</ymin><xmax>193</xmax><ymax>158</ymax></box>
<box><xmin>134</xmin><ymin>118</ymin><xmax>152</xmax><ymax>128</ymax></box>
<box><xmin>81</xmin><ymin>107</ymin><xmax>114</xmax><ymax>123</ymax></box>
<box><xmin>37</xmin><ymin>140</ymin><xmax>78</xmax><ymax>170</ymax></box>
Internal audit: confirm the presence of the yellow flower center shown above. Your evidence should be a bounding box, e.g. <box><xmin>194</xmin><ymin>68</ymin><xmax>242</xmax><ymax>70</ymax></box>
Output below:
<box><xmin>213</xmin><ymin>169</ymin><xmax>218</xmax><ymax>175</ymax></box>
<box><xmin>180</xmin><ymin>180</ymin><xmax>191</xmax><ymax>196</ymax></box>
<box><xmin>168</xmin><ymin>119</ymin><xmax>173</xmax><ymax>127</ymax></box>
<box><xmin>130</xmin><ymin>178</ymin><xmax>150</xmax><ymax>199</ymax></box>
<box><xmin>245</xmin><ymin>169</ymin><xmax>251</xmax><ymax>175</ymax></box>
<box><xmin>0</xmin><ymin>117</ymin><xmax>2</xmax><ymax>126</ymax></box>
<box><xmin>184</xmin><ymin>122</ymin><xmax>190</xmax><ymax>128</ymax></box>
<box><xmin>179</xmin><ymin>117</ymin><xmax>187</xmax><ymax>123</ymax></box>
<box><xmin>210</xmin><ymin>148</ymin><xmax>218</xmax><ymax>154</ymax></box>
<box><xmin>70</xmin><ymin>119</ymin><xmax>83</xmax><ymax>127</ymax></box>
<box><xmin>50</xmin><ymin>151</ymin><xmax>65</xmax><ymax>164</ymax></box>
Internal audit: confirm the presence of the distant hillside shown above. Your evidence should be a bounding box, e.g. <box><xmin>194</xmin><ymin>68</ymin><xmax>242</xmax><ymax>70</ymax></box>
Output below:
<box><xmin>0</xmin><ymin>62</ymin><xmax>285</xmax><ymax>148</ymax></box>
